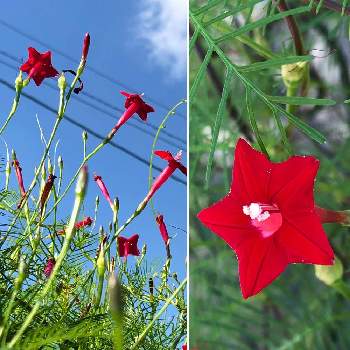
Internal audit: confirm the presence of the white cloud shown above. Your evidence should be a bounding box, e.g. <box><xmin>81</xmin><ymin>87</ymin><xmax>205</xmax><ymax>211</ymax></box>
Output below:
<box><xmin>137</xmin><ymin>0</ymin><xmax>187</xmax><ymax>80</ymax></box>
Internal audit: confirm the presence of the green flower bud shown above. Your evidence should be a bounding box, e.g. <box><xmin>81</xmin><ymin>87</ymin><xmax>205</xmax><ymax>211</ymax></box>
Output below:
<box><xmin>82</xmin><ymin>130</ymin><xmax>88</xmax><ymax>141</ymax></box>
<box><xmin>15</xmin><ymin>71</ymin><xmax>23</xmax><ymax>90</ymax></box>
<box><xmin>75</xmin><ymin>165</ymin><xmax>88</xmax><ymax>199</ymax></box>
<box><xmin>47</xmin><ymin>158</ymin><xmax>53</xmax><ymax>175</ymax></box>
<box><xmin>315</xmin><ymin>256</ymin><xmax>343</xmax><ymax>286</ymax></box>
<box><xmin>58</xmin><ymin>73</ymin><xmax>67</xmax><ymax>92</ymax></box>
<box><xmin>281</xmin><ymin>61</ymin><xmax>308</xmax><ymax>89</ymax></box>
<box><xmin>15</xmin><ymin>256</ymin><xmax>27</xmax><ymax>289</ymax></box>
<box><xmin>58</xmin><ymin>155</ymin><xmax>63</xmax><ymax>170</ymax></box>
<box><xmin>97</xmin><ymin>244</ymin><xmax>105</xmax><ymax>278</ymax></box>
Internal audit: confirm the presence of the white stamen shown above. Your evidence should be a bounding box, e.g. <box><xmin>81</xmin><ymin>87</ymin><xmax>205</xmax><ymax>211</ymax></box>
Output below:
<box><xmin>257</xmin><ymin>211</ymin><xmax>270</xmax><ymax>222</ymax></box>
<box><xmin>242</xmin><ymin>202</ymin><xmax>263</xmax><ymax>220</ymax></box>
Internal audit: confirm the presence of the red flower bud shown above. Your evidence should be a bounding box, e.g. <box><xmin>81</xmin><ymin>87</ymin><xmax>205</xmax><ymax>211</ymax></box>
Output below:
<box><xmin>94</xmin><ymin>174</ymin><xmax>114</xmax><ymax>208</ymax></box>
<box><xmin>20</xmin><ymin>48</ymin><xmax>59</xmax><ymax>86</ymax></box>
<box><xmin>156</xmin><ymin>215</ymin><xmax>171</xmax><ymax>259</ymax></box>
<box><xmin>82</xmin><ymin>33</ymin><xmax>90</xmax><ymax>62</ymax></box>
<box><xmin>40</xmin><ymin>174</ymin><xmax>57</xmax><ymax>214</ymax></box>
<box><xmin>156</xmin><ymin>215</ymin><xmax>169</xmax><ymax>244</ymax></box>
<box><xmin>12</xmin><ymin>159</ymin><xmax>26</xmax><ymax>197</ymax></box>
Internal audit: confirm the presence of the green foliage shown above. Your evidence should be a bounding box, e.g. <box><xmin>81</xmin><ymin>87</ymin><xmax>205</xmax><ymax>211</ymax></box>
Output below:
<box><xmin>190</xmin><ymin>0</ymin><xmax>350</xmax><ymax>348</ymax></box>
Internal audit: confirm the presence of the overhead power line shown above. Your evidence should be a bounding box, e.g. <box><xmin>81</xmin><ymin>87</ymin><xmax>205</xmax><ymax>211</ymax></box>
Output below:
<box><xmin>0</xmin><ymin>18</ymin><xmax>186</xmax><ymax>119</ymax></box>
<box><xmin>0</xmin><ymin>78</ymin><xmax>187</xmax><ymax>186</ymax></box>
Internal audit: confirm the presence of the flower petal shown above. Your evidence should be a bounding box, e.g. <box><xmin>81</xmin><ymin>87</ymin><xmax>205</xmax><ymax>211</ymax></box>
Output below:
<box><xmin>154</xmin><ymin>150</ymin><xmax>174</xmax><ymax>161</ymax></box>
<box><xmin>232</xmin><ymin>138</ymin><xmax>272</xmax><ymax>204</ymax></box>
<box><xmin>277</xmin><ymin>214</ymin><xmax>334</xmax><ymax>265</ymax></box>
<box><xmin>237</xmin><ymin>237</ymin><xmax>287</xmax><ymax>298</ymax></box>
<box><xmin>270</xmin><ymin>155</ymin><xmax>319</xmax><ymax>212</ymax></box>
<box><xmin>197</xmin><ymin>195</ymin><xmax>257</xmax><ymax>251</ymax></box>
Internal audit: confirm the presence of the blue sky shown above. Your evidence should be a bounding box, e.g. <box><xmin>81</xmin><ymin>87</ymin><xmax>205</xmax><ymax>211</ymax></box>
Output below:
<box><xmin>0</xmin><ymin>1</ymin><xmax>187</xmax><ymax>279</ymax></box>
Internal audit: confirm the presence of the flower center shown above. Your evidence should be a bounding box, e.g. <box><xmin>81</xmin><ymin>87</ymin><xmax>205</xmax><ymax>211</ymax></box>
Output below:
<box><xmin>242</xmin><ymin>202</ymin><xmax>282</xmax><ymax>238</ymax></box>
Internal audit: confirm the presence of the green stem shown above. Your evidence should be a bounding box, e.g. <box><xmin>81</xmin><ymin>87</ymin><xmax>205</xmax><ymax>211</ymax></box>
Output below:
<box><xmin>0</xmin><ymin>79</ymin><xmax>23</xmax><ymax>136</ymax></box>
<box><xmin>130</xmin><ymin>277</ymin><xmax>187</xmax><ymax>350</ymax></box>
<box><xmin>95</xmin><ymin>274</ymin><xmax>104</xmax><ymax>308</ymax></box>
<box><xmin>148</xmin><ymin>99</ymin><xmax>187</xmax><ymax>215</ymax></box>
<box><xmin>8</xmin><ymin>172</ymin><xmax>85</xmax><ymax>348</ymax></box>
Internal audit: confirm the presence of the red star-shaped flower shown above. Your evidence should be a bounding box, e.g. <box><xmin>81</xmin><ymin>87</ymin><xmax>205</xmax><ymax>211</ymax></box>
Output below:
<box><xmin>198</xmin><ymin>138</ymin><xmax>334</xmax><ymax>299</ymax></box>
<box><xmin>117</xmin><ymin>234</ymin><xmax>140</xmax><ymax>258</ymax></box>
<box><xmin>145</xmin><ymin>150</ymin><xmax>187</xmax><ymax>202</ymax></box>
<box><xmin>121</xmin><ymin>91</ymin><xmax>155</xmax><ymax>121</ymax></box>
<box><xmin>20</xmin><ymin>48</ymin><xmax>59</xmax><ymax>86</ymax></box>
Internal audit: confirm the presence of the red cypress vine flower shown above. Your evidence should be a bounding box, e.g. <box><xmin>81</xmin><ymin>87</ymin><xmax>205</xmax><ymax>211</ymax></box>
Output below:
<box><xmin>94</xmin><ymin>174</ymin><xmax>114</xmax><ymax>208</ymax></box>
<box><xmin>58</xmin><ymin>216</ymin><xmax>93</xmax><ymax>235</ymax></box>
<box><xmin>20</xmin><ymin>48</ymin><xmax>59</xmax><ymax>86</ymax></box>
<box><xmin>40</xmin><ymin>174</ymin><xmax>57</xmax><ymax>213</ymax></box>
<box><xmin>12</xmin><ymin>160</ymin><xmax>26</xmax><ymax>197</ymax></box>
<box><xmin>182</xmin><ymin>345</ymin><xmax>187</xmax><ymax>350</ymax></box>
<box><xmin>117</xmin><ymin>234</ymin><xmax>140</xmax><ymax>259</ymax></box>
<box><xmin>145</xmin><ymin>150</ymin><xmax>187</xmax><ymax>202</ymax></box>
<box><xmin>43</xmin><ymin>258</ymin><xmax>55</xmax><ymax>278</ymax></box>
<box><xmin>112</xmin><ymin>91</ymin><xmax>154</xmax><ymax>132</ymax></box>
<box><xmin>197</xmin><ymin>138</ymin><xmax>334</xmax><ymax>299</ymax></box>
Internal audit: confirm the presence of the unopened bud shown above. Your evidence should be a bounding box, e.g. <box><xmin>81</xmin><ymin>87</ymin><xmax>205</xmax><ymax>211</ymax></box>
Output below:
<box><xmin>82</xmin><ymin>33</ymin><xmax>90</xmax><ymax>62</ymax></box>
<box><xmin>58</xmin><ymin>155</ymin><xmax>63</xmax><ymax>170</ymax></box>
<box><xmin>15</xmin><ymin>256</ymin><xmax>27</xmax><ymax>289</ymax></box>
<box><xmin>47</xmin><ymin>158</ymin><xmax>53</xmax><ymax>174</ymax></box>
<box><xmin>82</xmin><ymin>130</ymin><xmax>88</xmax><ymax>142</ymax></box>
<box><xmin>281</xmin><ymin>61</ymin><xmax>308</xmax><ymax>89</ymax></box>
<box><xmin>97</xmin><ymin>244</ymin><xmax>105</xmax><ymax>277</ymax></box>
<box><xmin>75</xmin><ymin>165</ymin><xmax>88</xmax><ymax>198</ymax></box>
<box><xmin>315</xmin><ymin>256</ymin><xmax>343</xmax><ymax>286</ymax></box>
<box><xmin>15</xmin><ymin>71</ymin><xmax>23</xmax><ymax>90</ymax></box>
<box><xmin>58</xmin><ymin>73</ymin><xmax>67</xmax><ymax>92</ymax></box>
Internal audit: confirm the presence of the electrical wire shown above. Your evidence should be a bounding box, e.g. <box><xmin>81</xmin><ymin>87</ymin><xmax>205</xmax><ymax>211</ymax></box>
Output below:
<box><xmin>0</xmin><ymin>18</ymin><xmax>186</xmax><ymax>119</ymax></box>
<box><xmin>0</xmin><ymin>52</ymin><xmax>186</xmax><ymax>148</ymax></box>
<box><xmin>0</xmin><ymin>78</ymin><xmax>187</xmax><ymax>186</ymax></box>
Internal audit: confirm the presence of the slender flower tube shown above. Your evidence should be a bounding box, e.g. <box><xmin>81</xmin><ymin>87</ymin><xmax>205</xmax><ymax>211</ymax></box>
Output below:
<box><xmin>40</xmin><ymin>174</ymin><xmax>57</xmax><ymax>214</ymax></box>
<box><xmin>43</xmin><ymin>258</ymin><xmax>55</xmax><ymax>278</ymax></box>
<box><xmin>106</xmin><ymin>92</ymin><xmax>154</xmax><ymax>140</ymax></box>
<box><xmin>156</xmin><ymin>214</ymin><xmax>171</xmax><ymax>259</ymax></box>
<box><xmin>58</xmin><ymin>216</ymin><xmax>93</xmax><ymax>235</ymax></box>
<box><xmin>117</xmin><ymin>234</ymin><xmax>140</xmax><ymax>259</ymax></box>
<box><xmin>94</xmin><ymin>174</ymin><xmax>114</xmax><ymax>209</ymax></box>
<box><xmin>145</xmin><ymin>150</ymin><xmax>187</xmax><ymax>203</ymax></box>
<box><xmin>20</xmin><ymin>48</ymin><xmax>59</xmax><ymax>86</ymax></box>
<box><xmin>198</xmin><ymin>138</ymin><xmax>334</xmax><ymax>299</ymax></box>
<box><xmin>315</xmin><ymin>206</ymin><xmax>350</xmax><ymax>225</ymax></box>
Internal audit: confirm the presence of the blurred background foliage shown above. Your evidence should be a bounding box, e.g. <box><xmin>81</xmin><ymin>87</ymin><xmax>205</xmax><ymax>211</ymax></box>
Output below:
<box><xmin>189</xmin><ymin>0</ymin><xmax>350</xmax><ymax>348</ymax></box>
